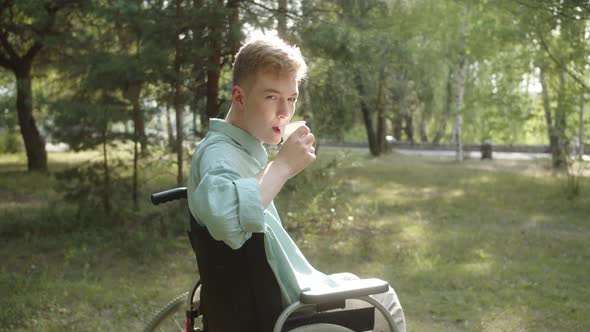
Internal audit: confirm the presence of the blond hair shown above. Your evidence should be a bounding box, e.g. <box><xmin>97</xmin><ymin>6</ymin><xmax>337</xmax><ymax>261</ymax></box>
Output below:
<box><xmin>232</xmin><ymin>35</ymin><xmax>307</xmax><ymax>88</ymax></box>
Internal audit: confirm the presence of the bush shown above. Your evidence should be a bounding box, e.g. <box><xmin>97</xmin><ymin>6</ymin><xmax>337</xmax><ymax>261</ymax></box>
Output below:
<box><xmin>563</xmin><ymin>152</ymin><xmax>587</xmax><ymax>200</ymax></box>
<box><xmin>275</xmin><ymin>150</ymin><xmax>356</xmax><ymax>238</ymax></box>
<box><xmin>0</xmin><ymin>131</ymin><xmax>23</xmax><ymax>153</ymax></box>
<box><xmin>54</xmin><ymin>159</ymin><xmax>136</xmax><ymax>225</ymax></box>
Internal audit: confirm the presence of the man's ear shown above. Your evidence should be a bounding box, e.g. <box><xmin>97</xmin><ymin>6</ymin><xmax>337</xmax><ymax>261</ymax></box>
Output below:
<box><xmin>232</xmin><ymin>86</ymin><xmax>244</xmax><ymax>110</ymax></box>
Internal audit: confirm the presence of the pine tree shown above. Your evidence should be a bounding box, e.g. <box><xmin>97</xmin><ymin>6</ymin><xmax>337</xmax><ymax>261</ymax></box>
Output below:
<box><xmin>0</xmin><ymin>0</ymin><xmax>81</xmax><ymax>171</ymax></box>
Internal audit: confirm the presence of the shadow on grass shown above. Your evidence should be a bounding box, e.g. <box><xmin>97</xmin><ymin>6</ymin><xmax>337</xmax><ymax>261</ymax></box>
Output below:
<box><xmin>304</xmin><ymin>160</ymin><xmax>590</xmax><ymax>331</ymax></box>
<box><xmin>3</xmin><ymin>150</ymin><xmax>589</xmax><ymax>330</ymax></box>
<box><xmin>0</xmin><ymin>156</ymin><xmax>198</xmax><ymax>330</ymax></box>
<box><xmin>0</xmin><ymin>206</ymin><xmax>198</xmax><ymax>330</ymax></box>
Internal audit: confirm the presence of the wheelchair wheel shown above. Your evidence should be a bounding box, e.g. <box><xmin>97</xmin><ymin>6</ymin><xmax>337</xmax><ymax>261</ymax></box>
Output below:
<box><xmin>143</xmin><ymin>291</ymin><xmax>203</xmax><ymax>332</ymax></box>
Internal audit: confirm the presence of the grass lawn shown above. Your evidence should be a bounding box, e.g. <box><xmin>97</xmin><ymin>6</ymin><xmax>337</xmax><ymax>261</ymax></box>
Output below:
<box><xmin>1</xmin><ymin>148</ymin><xmax>589</xmax><ymax>331</ymax></box>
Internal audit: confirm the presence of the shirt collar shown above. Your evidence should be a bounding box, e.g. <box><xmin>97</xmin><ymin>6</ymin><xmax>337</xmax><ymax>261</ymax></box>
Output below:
<box><xmin>209</xmin><ymin>119</ymin><xmax>268</xmax><ymax>166</ymax></box>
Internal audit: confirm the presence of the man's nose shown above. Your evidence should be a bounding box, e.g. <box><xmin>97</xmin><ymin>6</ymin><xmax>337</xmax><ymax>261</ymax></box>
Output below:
<box><xmin>277</xmin><ymin>99</ymin><xmax>290</xmax><ymax>119</ymax></box>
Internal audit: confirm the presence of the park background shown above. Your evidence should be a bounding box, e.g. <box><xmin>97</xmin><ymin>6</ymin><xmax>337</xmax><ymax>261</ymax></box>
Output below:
<box><xmin>1</xmin><ymin>0</ymin><xmax>589</xmax><ymax>331</ymax></box>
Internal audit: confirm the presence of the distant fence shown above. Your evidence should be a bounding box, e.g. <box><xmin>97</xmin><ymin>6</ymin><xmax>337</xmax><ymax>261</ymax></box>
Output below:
<box><xmin>389</xmin><ymin>142</ymin><xmax>552</xmax><ymax>153</ymax></box>
<box><xmin>320</xmin><ymin>140</ymin><xmax>588</xmax><ymax>154</ymax></box>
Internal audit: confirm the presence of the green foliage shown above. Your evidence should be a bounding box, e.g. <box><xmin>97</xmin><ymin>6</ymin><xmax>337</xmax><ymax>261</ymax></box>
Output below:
<box><xmin>563</xmin><ymin>151</ymin><xmax>587</xmax><ymax>200</ymax></box>
<box><xmin>50</xmin><ymin>94</ymin><xmax>130</xmax><ymax>151</ymax></box>
<box><xmin>297</xmin><ymin>0</ymin><xmax>589</xmax><ymax>152</ymax></box>
<box><xmin>2</xmin><ymin>0</ymin><xmax>590</xmax><ymax>174</ymax></box>
<box><xmin>54</xmin><ymin>159</ymin><xmax>130</xmax><ymax>224</ymax></box>
<box><xmin>0</xmin><ymin>84</ymin><xmax>16</xmax><ymax>121</ymax></box>
<box><xmin>0</xmin><ymin>80</ymin><xmax>22</xmax><ymax>153</ymax></box>
<box><xmin>275</xmin><ymin>150</ymin><xmax>355</xmax><ymax>236</ymax></box>
<box><xmin>0</xmin><ymin>132</ymin><xmax>23</xmax><ymax>154</ymax></box>
<box><xmin>307</xmin><ymin>59</ymin><xmax>360</xmax><ymax>139</ymax></box>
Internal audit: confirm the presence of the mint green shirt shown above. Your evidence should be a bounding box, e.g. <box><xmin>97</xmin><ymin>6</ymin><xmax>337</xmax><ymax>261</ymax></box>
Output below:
<box><xmin>187</xmin><ymin>119</ymin><xmax>338</xmax><ymax>306</ymax></box>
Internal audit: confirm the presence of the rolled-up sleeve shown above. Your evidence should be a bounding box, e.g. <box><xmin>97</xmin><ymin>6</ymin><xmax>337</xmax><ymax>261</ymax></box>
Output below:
<box><xmin>234</xmin><ymin>177</ymin><xmax>265</xmax><ymax>232</ymax></box>
<box><xmin>190</xmin><ymin>154</ymin><xmax>265</xmax><ymax>250</ymax></box>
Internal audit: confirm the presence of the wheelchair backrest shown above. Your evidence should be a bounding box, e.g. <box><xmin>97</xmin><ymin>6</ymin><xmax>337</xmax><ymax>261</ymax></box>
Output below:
<box><xmin>188</xmin><ymin>215</ymin><xmax>283</xmax><ymax>331</ymax></box>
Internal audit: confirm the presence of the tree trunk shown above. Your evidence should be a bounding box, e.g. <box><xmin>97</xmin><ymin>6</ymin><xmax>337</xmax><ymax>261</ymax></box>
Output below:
<box><xmin>15</xmin><ymin>69</ymin><xmax>47</xmax><ymax>172</ymax></box>
<box><xmin>579</xmin><ymin>90</ymin><xmax>585</xmax><ymax>158</ymax></box>
<box><xmin>539</xmin><ymin>66</ymin><xmax>554</xmax><ymax>143</ymax></box>
<box><xmin>453</xmin><ymin>56</ymin><xmax>467</xmax><ymax>162</ymax></box>
<box><xmin>452</xmin><ymin>115</ymin><xmax>463</xmax><ymax>160</ymax></box>
<box><xmin>540</xmin><ymin>66</ymin><xmax>566</xmax><ymax>168</ymax></box>
<box><xmin>175</xmin><ymin>0</ymin><xmax>185</xmax><ymax>186</ymax></box>
<box><xmin>301</xmin><ymin>78</ymin><xmax>312</xmax><ymax>129</ymax></box>
<box><xmin>277</xmin><ymin>0</ymin><xmax>288</xmax><ymax>40</ymax></box>
<box><xmin>101</xmin><ymin>110</ymin><xmax>111</xmax><ymax>216</ymax></box>
<box><xmin>166</xmin><ymin>106</ymin><xmax>175</xmax><ymax>151</ymax></box>
<box><xmin>419</xmin><ymin>102</ymin><xmax>429</xmax><ymax>143</ymax></box>
<box><xmin>453</xmin><ymin>3</ymin><xmax>468</xmax><ymax>163</ymax></box>
<box><xmin>393</xmin><ymin>115</ymin><xmax>403</xmax><ymax>141</ymax></box>
<box><xmin>205</xmin><ymin>0</ymin><xmax>224</xmax><ymax>129</ymax></box>
<box><xmin>419</xmin><ymin>83</ymin><xmax>433</xmax><ymax>143</ymax></box>
<box><xmin>133</xmin><ymin>122</ymin><xmax>138</xmax><ymax>210</ymax></box>
<box><xmin>226</xmin><ymin>0</ymin><xmax>241</xmax><ymax>61</ymax></box>
<box><xmin>175</xmin><ymin>91</ymin><xmax>184</xmax><ymax>186</ymax></box>
<box><xmin>404</xmin><ymin>114</ymin><xmax>414</xmax><ymax>143</ymax></box>
<box><xmin>300</xmin><ymin>1</ymin><xmax>313</xmax><ymax>129</ymax></box>
<box><xmin>193</xmin><ymin>103</ymin><xmax>198</xmax><ymax>137</ymax></box>
<box><xmin>126</xmin><ymin>82</ymin><xmax>146</xmax><ymax>157</ymax></box>
<box><xmin>199</xmin><ymin>100</ymin><xmax>209</xmax><ymax>135</ymax></box>
<box><xmin>432</xmin><ymin>67</ymin><xmax>453</xmax><ymax>144</ymax></box>
<box><xmin>117</xmin><ymin>15</ymin><xmax>146</xmax><ymax>158</ymax></box>
<box><xmin>354</xmin><ymin>72</ymin><xmax>379</xmax><ymax>156</ymax></box>
<box><xmin>554</xmin><ymin>70</ymin><xmax>567</xmax><ymax>167</ymax></box>
<box><xmin>376</xmin><ymin>107</ymin><xmax>387</xmax><ymax>152</ymax></box>
<box><xmin>0</xmin><ymin>2</ymin><xmax>65</xmax><ymax>172</ymax></box>
<box><xmin>192</xmin><ymin>63</ymin><xmax>207</xmax><ymax>136</ymax></box>
<box><xmin>376</xmin><ymin>67</ymin><xmax>388</xmax><ymax>152</ymax></box>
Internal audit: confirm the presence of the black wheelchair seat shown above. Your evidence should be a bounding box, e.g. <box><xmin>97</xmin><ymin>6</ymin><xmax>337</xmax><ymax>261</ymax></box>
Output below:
<box><xmin>188</xmin><ymin>215</ymin><xmax>376</xmax><ymax>332</ymax></box>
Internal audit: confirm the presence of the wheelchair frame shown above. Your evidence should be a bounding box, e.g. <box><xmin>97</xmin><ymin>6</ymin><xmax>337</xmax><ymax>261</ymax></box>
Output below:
<box><xmin>144</xmin><ymin>187</ymin><xmax>399</xmax><ymax>332</ymax></box>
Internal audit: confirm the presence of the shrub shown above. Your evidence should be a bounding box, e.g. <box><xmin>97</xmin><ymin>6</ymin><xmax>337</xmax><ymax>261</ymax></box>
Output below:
<box><xmin>0</xmin><ymin>132</ymin><xmax>23</xmax><ymax>153</ymax></box>
<box><xmin>275</xmin><ymin>150</ymin><xmax>356</xmax><ymax>238</ymax></box>
<box><xmin>54</xmin><ymin>159</ymin><xmax>135</xmax><ymax>225</ymax></box>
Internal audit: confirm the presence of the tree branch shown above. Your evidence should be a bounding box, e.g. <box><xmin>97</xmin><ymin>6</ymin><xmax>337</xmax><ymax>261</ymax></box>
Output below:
<box><xmin>23</xmin><ymin>0</ymin><xmax>73</xmax><ymax>63</ymax></box>
<box><xmin>23</xmin><ymin>41</ymin><xmax>43</xmax><ymax>63</ymax></box>
<box><xmin>0</xmin><ymin>0</ymin><xmax>13</xmax><ymax>17</ymax></box>
<box><xmin>0</xmin><ymin>29</ymin><xmax>19</xmax><ymax>61</ymax></box>
<box><xmin>537</xmin><ymin>30</ymin><xmax>590</xmax><ymax>93</ymax></box>
<box><xmin>0</xmin><ymin>51</ymin><xmax>13</xmax><ymax>70</ymax></box>
<box><xmin>512</xmin><ymin>0</ymin><xmax>590</xmax><ymax>21</ymax></box>
<box><xmin>241</xmin><ymin>0</ymin><xmax>303</xmax><ymax>20</ymax></box>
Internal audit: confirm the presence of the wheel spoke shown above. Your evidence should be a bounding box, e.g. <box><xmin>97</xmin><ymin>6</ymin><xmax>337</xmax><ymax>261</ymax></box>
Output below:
<box><xmin>144</xmin><ymin>291</ymin><xmax>196</xmax><ymax>332</ymax></box>
<box><xmin>173</xmin><ymin>317</ymin><xmax>183</xmax><ymax>331</ymax></box>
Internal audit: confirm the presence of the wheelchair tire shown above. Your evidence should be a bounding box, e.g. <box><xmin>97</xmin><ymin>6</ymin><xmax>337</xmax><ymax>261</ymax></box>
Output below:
<box><xmin>143</xmin><ymin>291</ymin><xmax>203</xmax><ymax>332</ymax></box>
<box><xmin>287</xmin><ymin>323</ymin><xmax>355</xmax><ymax>332</ymax></box>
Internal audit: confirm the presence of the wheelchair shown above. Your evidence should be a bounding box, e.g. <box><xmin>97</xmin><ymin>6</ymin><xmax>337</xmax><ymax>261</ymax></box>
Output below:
<box><xmin>144</xmin><ymin>187</ymin><xmax>399</xmax><ymax>332</ymax></box>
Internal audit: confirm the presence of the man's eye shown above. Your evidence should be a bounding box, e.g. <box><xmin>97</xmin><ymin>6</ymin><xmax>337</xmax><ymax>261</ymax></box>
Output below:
<box><xmin>266</xmin><ymin>95</ymin><xmax>277</xmax><ymax>100</ymax></box>
<box><xmin>288</xmin><ymin>98</ymin><xmax>297</xmax><ymax>103</ymax></box>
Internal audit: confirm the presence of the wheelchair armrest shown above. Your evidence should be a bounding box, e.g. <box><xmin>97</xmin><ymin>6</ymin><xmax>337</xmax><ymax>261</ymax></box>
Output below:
<box><xmin>300</xmin><ymin>278</ymin><xmax>389</xmax><ymax>305</ymax></box>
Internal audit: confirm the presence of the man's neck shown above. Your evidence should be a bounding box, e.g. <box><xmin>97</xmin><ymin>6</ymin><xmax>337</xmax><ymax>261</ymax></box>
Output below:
<box><xmin>225</xmin><ymin>106</ymin><xmax>260</xmax><ymax>143</ymax></box>
<box><xmin>225</xmin><ymin>106</ymin><xmax>241</xmax><ymax>128</ymax></box>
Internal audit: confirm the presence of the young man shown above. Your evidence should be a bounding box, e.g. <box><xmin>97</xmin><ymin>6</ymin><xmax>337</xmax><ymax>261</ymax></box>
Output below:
<box><xmin>187</xmin><ymin>36</ymin><xmax>405</xmax><ymax>332</ymax></box>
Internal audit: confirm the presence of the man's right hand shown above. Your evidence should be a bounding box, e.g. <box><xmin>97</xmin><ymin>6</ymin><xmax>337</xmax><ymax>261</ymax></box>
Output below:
<box><xmin>274</xmin><ymin>125</ymin><xmax>316</xmax><ymax>178</ymax></box>
<box><xmin>256</xmin><ymin>125</ymin><xmax>316</xmax><ymax>208</ymax></box>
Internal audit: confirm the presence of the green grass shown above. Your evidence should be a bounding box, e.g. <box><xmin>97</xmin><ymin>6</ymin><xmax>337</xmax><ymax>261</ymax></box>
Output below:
<box><xmin>1</xmin><ymin>149</ymin><xmax>589</xmax><ymax>331</ymax></box>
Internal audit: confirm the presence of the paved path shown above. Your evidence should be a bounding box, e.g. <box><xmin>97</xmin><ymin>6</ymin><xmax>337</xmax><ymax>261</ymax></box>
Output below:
<box><xmin>395</xmin><ymin>149</ymin><xmax>551</xmax><ymax>160</ymax></box>
<box><xmin>321</xmin><ymin>143</ymin><xmax>590</xmax><ymax>161</ymax></box>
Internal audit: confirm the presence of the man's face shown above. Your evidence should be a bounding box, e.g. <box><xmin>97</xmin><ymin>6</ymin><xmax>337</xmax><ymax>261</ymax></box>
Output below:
<box><xmin>238</xmin><ymin>70</ymin><xmax>299</xmax><ymax>145</ymax></box>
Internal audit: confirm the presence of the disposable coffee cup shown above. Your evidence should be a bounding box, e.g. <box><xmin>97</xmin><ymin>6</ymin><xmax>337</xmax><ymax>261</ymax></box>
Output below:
<box><xmin>280</xmin><ymin>121</ymin><xmax>307</xmax><ymax>141</ymax></box>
